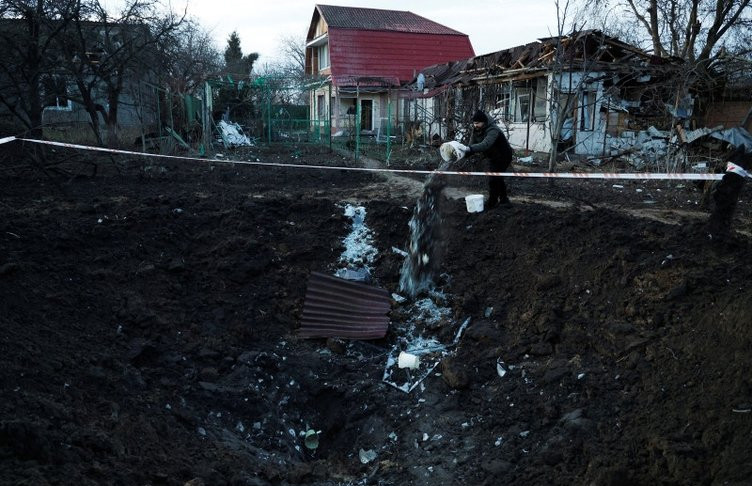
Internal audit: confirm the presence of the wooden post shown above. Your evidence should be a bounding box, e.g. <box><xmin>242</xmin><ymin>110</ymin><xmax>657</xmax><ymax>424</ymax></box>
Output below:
<box><xmin>355</xmin><ymin>81</ymin><xmax>360</xmax><ymax>161</ymax></box>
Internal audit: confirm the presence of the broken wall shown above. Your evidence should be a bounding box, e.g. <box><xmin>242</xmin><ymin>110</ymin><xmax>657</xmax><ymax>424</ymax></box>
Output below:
<box><xmin>704</xmin><ymin>100</ymin><xmax>752</xmax><ymax>129</ymax></box>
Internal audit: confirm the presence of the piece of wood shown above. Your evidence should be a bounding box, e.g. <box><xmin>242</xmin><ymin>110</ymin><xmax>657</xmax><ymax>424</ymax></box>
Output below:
<box><xmin>675</xmin><ymin>124</ymin><xmax>687</xmax><ymax>144</ymax></box>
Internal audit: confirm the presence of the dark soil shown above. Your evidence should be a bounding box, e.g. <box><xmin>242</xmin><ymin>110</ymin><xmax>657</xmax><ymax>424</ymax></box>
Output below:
<box><xmin>1</xmin><ymin>141</ymin><xmax>751</xmax><ymax>486</ymax></box>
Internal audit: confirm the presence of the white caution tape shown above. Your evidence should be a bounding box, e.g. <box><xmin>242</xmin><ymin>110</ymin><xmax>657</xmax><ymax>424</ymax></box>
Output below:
<box><xmin>1</xmin><ymin>136</ymin><xmax>726</xmax><ymax>181</ymax></box>
<box><xmin>726</xmin><ymin>161</ymin><xmax>751</xmax><ymax>178</ymax></box>
<box><xmin>0</xmin><ymin>136</ymin><xmax>17</xmax><ymax>145</ymax></box>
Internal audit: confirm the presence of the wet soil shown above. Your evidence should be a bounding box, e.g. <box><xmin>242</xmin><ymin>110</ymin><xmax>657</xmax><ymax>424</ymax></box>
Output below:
<box><xmin>1</xmin><ymin>142</ymin><xmax>751</xmax><ymax>486</ymax></box>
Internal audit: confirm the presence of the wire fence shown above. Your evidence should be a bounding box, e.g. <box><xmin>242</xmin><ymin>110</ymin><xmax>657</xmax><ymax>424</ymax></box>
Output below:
<box><xmin>27</xmin><ymin>77</ymin><xmax>466</xmax><ymax>167</ymax></box>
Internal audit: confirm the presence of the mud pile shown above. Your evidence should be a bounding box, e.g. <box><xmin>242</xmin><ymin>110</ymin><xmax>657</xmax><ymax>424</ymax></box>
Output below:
<box><xmin>1</xmin><ymin>144</ymin><xmax>751</xmax><ymax>485</ymax></box>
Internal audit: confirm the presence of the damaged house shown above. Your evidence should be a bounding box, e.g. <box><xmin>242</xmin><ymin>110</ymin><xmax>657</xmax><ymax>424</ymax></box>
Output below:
<box><xmin>407</xmin><ymin>30</ymin><xmax>732</xmax><ymax>166</ymax></box>
<box><xmin>0</xmin><ymin>17</ymin><xmax>160</xmax><ymax>146</ymax></box>
<box><xmin>304</xmin><ymin>4</ymin><xmax>474</xmax><ymax>139</ymax></box>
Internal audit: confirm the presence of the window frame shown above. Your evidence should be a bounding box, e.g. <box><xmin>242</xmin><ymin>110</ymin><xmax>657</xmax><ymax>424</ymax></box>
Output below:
<box><xmin>579</xmin><ymin>89</ymin><xmax>597</xmax><ymax>131</ymax></box>
<box><xmin>318</xmin><ymin>43</ymin><xmax>329</xmax><ymax>70</ymax></box>
<box><xmin>514</xmin><ymin>89</ymin><xmax>531</xmax><ymax>123</ymax></box>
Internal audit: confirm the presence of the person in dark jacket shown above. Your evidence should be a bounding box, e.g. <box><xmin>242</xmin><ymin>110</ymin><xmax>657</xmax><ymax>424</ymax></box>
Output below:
<box><xmin>464</xmin><ymin>110</ymin><xmax>514</xmax><ymax>208</ymax></box>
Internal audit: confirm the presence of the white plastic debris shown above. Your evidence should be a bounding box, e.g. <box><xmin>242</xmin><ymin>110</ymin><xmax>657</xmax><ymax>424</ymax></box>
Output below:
<box><xmin>383</xmin><ymin>317</ymin><xmax>471</xmax><ymax>393</ymax></box>
<box><xmin>335</xmin><ymin>267</ymin><xmax>371</xmax><ymax>281</ymax></box>
<box><xmin>218</xmin><ymin>120</ymin><xmax>253</xmax><ymax>147</ymax></box>
<box><xmin>392</xmin><ymin>247</ymin><xmax>408</xmax><ymax>257</ymax></box>
<box><xmin>398</xmin><ymin>352</ymin><xmax>420</xmax><ymax>369</ymax></box>
<box><xmin>496</xmin><ymin>359</ymin><xmax>507</xmax><ymax>378</ymax></box>
<box><xmin>359</xmin><ymin>448</ymin><xmax>377</xmax><ymax>464</ymax></box>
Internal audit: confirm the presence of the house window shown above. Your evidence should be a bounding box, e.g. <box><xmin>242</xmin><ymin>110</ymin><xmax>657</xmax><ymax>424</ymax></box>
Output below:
<box><xmin>580</xmin><ymin>90</ymin><xmax>597</xmax><ymax>131</ymax></box>
<box><xmin>495</xmin><ymin>84</ymin><xmax>511</xmax><ymax>122</ymax></box>
<box><xmin>433</xmin><ymin>97</ymin><xmax>443</xmax><ymax>121</ymax></box>
<box><xmin>319</xmin><ymin>44</ymin><xmax>329</xmax><ymax>70</ymax></box>
<box><xmin>403</xmin><ymin>99</ymin><xmax>414</xmax><ymax>120</ymax></box>
<box><xmin>556</xmin><ymin>92</ymin><xmax>576</xmax><ymax>141</ymax></box>
<box><xmin>360</xmin><ymin>99</ymin><xmax>373</xmax><ymax>131</ymax></box>
<box><xmin>317</xmin><ymin>95</ymin><xmax>326</xmax><ymax>120</ymax></box>
<box><xmin>533</xmin><ymin>78</ymin><xmax>547</xmax><ymax>121</ymax></box>
<box><xmin>514</xmin><ymin>90</ymin><xmax>530</xmax><ymax>122</ymax></box>
<box><xmin>42</xmin><ymin>75</ymin><xmax>72</xmax><ymax>111</ymax></box>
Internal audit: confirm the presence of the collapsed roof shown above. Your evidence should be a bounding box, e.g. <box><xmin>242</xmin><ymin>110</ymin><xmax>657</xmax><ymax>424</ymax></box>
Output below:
<box><xmin>410</xmin><ymin>30</ymin><xmax>684</xmax><ymax>96</ymax></box>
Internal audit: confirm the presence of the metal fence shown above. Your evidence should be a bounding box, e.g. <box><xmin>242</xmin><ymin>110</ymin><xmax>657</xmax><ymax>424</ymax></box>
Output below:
<box><xmin>32</xmin><ymin>77</ymin><xmax>461</xmax><ymax>166</ymax></box>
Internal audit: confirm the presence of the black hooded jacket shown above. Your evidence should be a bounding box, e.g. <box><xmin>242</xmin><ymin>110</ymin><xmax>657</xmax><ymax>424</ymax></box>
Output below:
<box><xmin>468</xmin><ymin>117</ymin><xmax>513</xmax><ymax>164</ymax></box>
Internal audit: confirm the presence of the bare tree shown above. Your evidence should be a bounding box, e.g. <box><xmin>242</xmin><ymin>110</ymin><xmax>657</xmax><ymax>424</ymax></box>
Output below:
<box><xmin>546</xmin><ymin>0</ymin><xmax>577</xmax><ymax>171</ymax></box>
<box><xmin>159</xmin><ymin>18</ymin><xmax>221</xmax><ymax>94</ymax></box>
<box><xmin>276</xmin><ymin>34</ymin><xmax>305</xmax><ymax>76</ymax></box>
<box><xmin>252</xmin><ymin>35</ymin><xmax>311</xmax><ymax>105</ymax></box>
<box><xmin>0</xmin><ymin>0</ymin><xmax>79</xmax><ymax>136</ymax></box>
<box><xmin>578</xmin><ymin>0</ymin><xmax>751</xmax><ymax>76</ymax></box>
<box><xmin>60</xmin><ymin>0</ymin><xmax>184</xmax><ymax>146</ymax></box>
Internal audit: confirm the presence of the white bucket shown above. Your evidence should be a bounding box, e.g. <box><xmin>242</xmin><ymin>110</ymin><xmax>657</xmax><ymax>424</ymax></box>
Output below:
<box><xmin>398</xmin><ymin>351</ymin><xmax>420</xmax><ymax>369</ymax></box>
<box><xmin>465</xmin><ymin>194</ymin><xmax>485</xmax><ymax>213</ymax></box>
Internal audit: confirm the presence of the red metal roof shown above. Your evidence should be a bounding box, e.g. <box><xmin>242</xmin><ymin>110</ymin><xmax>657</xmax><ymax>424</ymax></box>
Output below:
<box><xmin>307</xmin><ymin>5</ymin><xmax>475</xmax><ymax>87</ymax></box>
<box><xmin>317</xmin><ymin>4</ymin><xmax>466</xmax><ymax>35</ymax></box>
<box><xmin>299</xmin><ymin>272</ymin><xmax>391</xmax><ymax>340</ymax></box>
<box><xmin>328</xmin><ymin>29</ymin><xmax>475</xmax><ymax>86</ymax></box>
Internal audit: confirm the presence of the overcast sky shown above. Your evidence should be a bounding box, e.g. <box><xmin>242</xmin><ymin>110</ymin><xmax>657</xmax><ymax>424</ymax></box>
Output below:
<box><xmin>173</xmin><ymin>0</ymin><xmax>565</xmax><ymax>64</ymax></box>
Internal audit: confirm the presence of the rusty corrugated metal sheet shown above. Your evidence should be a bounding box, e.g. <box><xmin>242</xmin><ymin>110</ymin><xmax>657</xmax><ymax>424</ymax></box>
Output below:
<box><xmin>299</xmin><ymin>271</ymin><xmax>390</xmax><ymax>340</ymax></box>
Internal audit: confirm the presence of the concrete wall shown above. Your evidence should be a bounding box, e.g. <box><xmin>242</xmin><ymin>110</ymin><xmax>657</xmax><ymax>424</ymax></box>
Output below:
<box><xmin>507</xmin><ymin>122</ymin><xmax>549</xmax><ymax>153</ymax></box>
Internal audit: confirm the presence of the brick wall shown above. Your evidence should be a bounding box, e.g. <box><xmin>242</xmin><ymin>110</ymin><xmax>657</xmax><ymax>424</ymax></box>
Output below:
<box><xmin>704</xmin><ymin>101</ymin><xmax>752</xmax><ymax>129</ymax></box>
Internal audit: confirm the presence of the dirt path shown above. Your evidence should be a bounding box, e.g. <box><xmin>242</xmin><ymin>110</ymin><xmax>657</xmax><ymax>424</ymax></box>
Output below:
<box><xmin>363</xmin><ymin>167</ymin><xmax>752</xmax><ymax>236</ymax></box>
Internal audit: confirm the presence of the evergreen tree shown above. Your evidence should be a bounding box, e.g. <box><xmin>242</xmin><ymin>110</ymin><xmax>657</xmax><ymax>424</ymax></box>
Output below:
<box><xmin>223</xmin><ymin>31</ymin><xmax>258</xmax><ymax>80</ymax></box>
<box><xmin>217</xmin><ymin>31</ymin><xmax>259</xmax><ymax>122</ymax></box>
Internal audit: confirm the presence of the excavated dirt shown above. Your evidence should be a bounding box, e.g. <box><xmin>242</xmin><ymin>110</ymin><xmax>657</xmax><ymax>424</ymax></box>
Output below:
<box><xmin>1</xmin><ymin>142</ymin><xmax>752</xmax><ymax>486</ymax></box>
